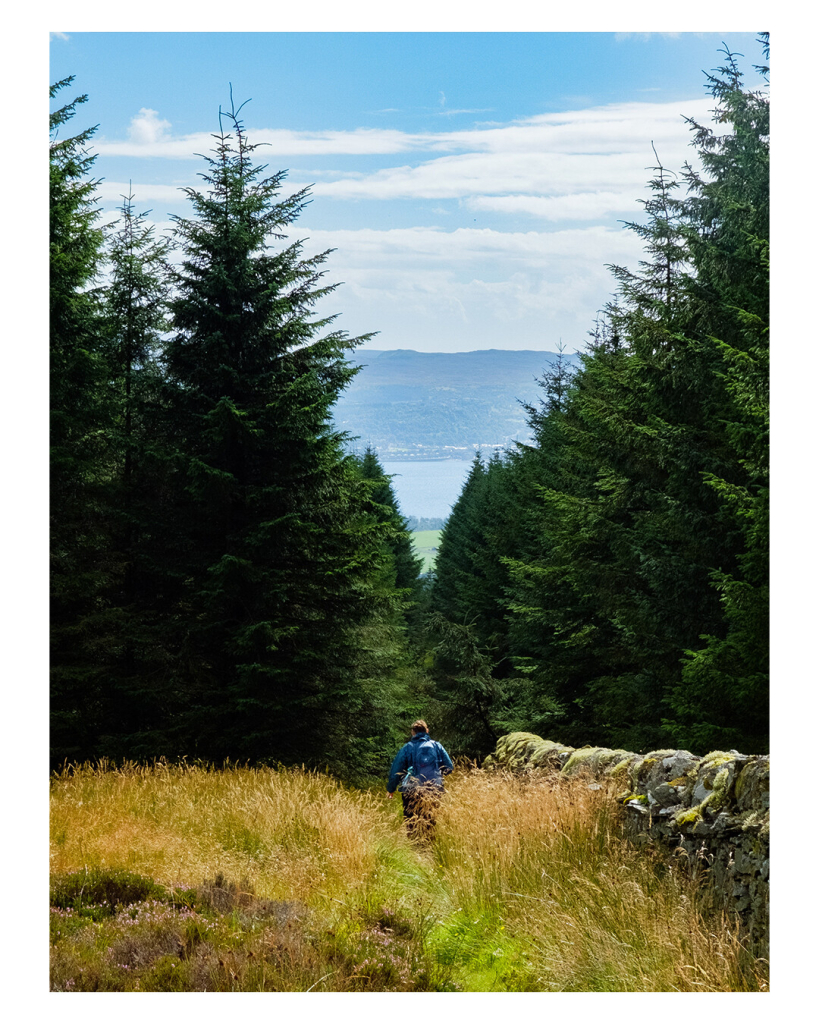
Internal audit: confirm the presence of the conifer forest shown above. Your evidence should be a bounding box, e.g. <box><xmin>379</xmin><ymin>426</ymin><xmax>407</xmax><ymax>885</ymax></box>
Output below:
<box><xmin>50</xmin><ymin>39</ymin><xmax>769</xmax><ymax>777</ymax></box>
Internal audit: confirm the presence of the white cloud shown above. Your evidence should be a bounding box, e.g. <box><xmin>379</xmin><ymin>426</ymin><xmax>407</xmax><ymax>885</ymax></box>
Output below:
<box><xmin>96</xmin><ymin>96</ymin><xmax>712</xmax><ymax>164</ymax></box>
<box><xmin>96</xmin><ymin>126</ymin><xmax>432</xmax><ymax>159</ymax></box>
<box><xmin>86</xmin><ymin>91</ymin><xmax>724</xmax><ymax>351</ymax></box>
<box><xmin>96</xmin><ymin>95</ymin><xmax>708</xmax><ymax>228</ymax></box>
<box><xmin>302</xmin><ymin>224</ymin><xmax>641</xmax><ymax>263</ymax></box>
<box><xmin>128</xmin><ymin>108</ymin><xmax>173</xmax><ymax>145</ymax></box>
<box><xmin>297</xmin><ymin>224</ymin><xmax>645</xmax><ymax>351</ymax></box>
<box><xmin>299</xmin><ymin>147</ymin><xmax>694</xmax><ymax>205</ymax></box>
<box><xmin>465</xmin><ymin>191</ymin><xmax>641</xmax><ymax>221</ymax></box>
<box><xmin>49</xmin><ymin>32</ymin><xmax>70</xmax><ymax>42</ymax></box>
<box><xmin>258</xmin><ymin>98</ymin><xmax>709</xmax><ymax>211</ymax></box>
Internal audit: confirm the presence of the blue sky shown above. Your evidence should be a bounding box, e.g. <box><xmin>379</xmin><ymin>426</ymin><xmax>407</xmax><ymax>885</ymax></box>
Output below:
<box><xmin>49</xmin><ymin>31</ymin><xmax>767</xmax><ymax>352</ymax></box>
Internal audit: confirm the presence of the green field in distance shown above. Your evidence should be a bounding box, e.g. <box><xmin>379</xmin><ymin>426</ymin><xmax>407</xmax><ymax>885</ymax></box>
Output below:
<box><xmin>411</xmin><ymin>530</ymin><xmax>442</xmax><ymax>573</ymax></box>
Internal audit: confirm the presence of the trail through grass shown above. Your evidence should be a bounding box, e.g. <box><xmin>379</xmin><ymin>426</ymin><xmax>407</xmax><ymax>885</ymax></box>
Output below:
<box><xmin>49</xmin><ymin>762</ymin><xmax>767</xmax><ymax>992</ymax></box>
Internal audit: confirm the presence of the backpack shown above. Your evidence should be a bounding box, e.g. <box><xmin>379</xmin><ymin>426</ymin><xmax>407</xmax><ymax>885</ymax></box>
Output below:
<box><xmin>400</xmin><ymin>738</ymin><xmax>443</xmax><ymax>790</ymax></box>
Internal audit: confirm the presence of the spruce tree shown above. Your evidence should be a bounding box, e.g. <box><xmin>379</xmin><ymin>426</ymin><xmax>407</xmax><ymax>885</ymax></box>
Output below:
<box><xmin>667</xmin><ymin>39</ymin><xmax>770</xmax><ymax>752</ymax></box>
<box><xmin>94</xmin><ymin>191</ymin><xmax>178</xmax><ymax>757</ymax></box>
<box><xmin>357</xmin><ymin>446</ymin><xmax>424</xmax><ymax>617</ymax></box>
<box><xmin>160</xmin><ymin>96</ymin><xmax>392</xmax><ymax>764</ymax></box>
<box><xmin>429</xmin><ymin>454</ymin><xmax>486</xmax><ymax>624</ymax></box>
<box><xmin>50</xmin><ymin>77</ymin><xmax>112</xmax><ymax>763</ymax></box>
<box><xmin>426</xmin><ymin>454</ymin><xmax>517</xmax><ymax>753</ymax></box>
<box><xmin>500</xmin><ymin>41</ymin><xmax>769</xmax><ymax>753</ymax></box>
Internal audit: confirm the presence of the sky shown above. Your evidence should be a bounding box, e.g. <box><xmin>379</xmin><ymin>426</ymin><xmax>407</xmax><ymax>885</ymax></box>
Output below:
<box><xmin>48</xmin><ymin>30</ymin><xmax>768</xmax><ymax>354</ymax></box>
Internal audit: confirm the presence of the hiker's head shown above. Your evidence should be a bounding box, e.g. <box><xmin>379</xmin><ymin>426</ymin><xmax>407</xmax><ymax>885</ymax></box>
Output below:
<box><xmin>411</xmin><ymin>719</ymin><xmax>429</xmax><ymax>736</ymax></box>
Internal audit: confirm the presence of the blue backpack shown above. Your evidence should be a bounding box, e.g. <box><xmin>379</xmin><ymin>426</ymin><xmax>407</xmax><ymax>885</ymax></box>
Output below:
<box><xmin>402</xmin><ymin>738</ymin><xmax>444</xmax><ymax>789</ymax></box>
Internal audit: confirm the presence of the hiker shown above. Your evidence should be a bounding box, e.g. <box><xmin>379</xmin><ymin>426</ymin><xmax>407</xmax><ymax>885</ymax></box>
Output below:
<box><xmin>387</xmin><ymin>720</ymin><xmax>454</xmax><ymax>840</ymax></box>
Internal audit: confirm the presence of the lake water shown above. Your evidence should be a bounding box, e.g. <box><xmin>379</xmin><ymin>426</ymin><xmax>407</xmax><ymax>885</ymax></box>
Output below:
<box><xmin>382</xmin><ymin>460</ymin><xmax>472</xmax><ymax>520</ymax></box>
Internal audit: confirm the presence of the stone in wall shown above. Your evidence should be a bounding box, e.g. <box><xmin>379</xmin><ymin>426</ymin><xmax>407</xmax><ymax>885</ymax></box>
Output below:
<box><xmin>483</xmin><ymin>732</ymin><xmax>769</xmax><ymax>955</ymax></box>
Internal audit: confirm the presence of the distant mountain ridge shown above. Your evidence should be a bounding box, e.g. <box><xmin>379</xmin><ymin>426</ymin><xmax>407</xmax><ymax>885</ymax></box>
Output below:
<box><xmin>334</xmin><ymin>348</ymin><xmax>579</xmax><ymax>460</ymax></box>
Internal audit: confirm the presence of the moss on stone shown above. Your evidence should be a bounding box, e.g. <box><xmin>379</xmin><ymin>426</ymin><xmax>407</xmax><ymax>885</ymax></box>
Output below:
<box><xmin>675</xmin><ymin>805</ymin><xmax>704</xmax><ymax>827</ymax></box>
<box><xmin>707</xmin><ymin>767</ymin><xmax>732</xmax><ymax>811</ymax></box>
<box><xmin>634</xmin><ymin>757</ymin><xmax>657</xmax><ymax>782</ymax></box>
<box><xmin>562</xmin><ymin>747</ymin><xmax>601</xmax><ymax>775</ymax></box>
<box><xmin>700</xmin><ymin>751</ymin><xmax>735</xmax><ymax>769</ymax></box>
<box><xmin>608</xmin><ymin>758</ymin><xmax>634</xmax><ymax>778</ymax></box>
<box><xmin>597</xmin><ymin>748</ymin><xmax>631</xmax><ymax>766</ymax></box>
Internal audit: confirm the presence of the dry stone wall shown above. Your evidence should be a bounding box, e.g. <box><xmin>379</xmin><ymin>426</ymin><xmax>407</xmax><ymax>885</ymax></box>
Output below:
<box><xmin>483</xmin><ymin>733</ymin><xmax>769</xmax><ymax>953</ymax></box>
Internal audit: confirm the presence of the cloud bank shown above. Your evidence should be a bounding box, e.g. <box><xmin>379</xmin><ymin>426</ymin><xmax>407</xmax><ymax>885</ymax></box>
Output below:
<box><xmin>94</xmin><ymin>93</ymin><xmax>716</xmax><ymax>351</ymax></box>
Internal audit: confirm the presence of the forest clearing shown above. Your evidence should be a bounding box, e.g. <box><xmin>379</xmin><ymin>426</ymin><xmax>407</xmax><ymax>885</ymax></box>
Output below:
<box><xmin>49</xmin><ymin>762</ymin><xmax>767</xmax><ymax>992</ymax></box>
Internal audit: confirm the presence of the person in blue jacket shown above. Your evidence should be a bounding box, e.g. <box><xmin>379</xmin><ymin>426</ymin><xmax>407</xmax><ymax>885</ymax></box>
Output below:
<box><xmin>387</xmin><ymin>719</ymin><xmax>454</xmax><ymax>840</ymax></box>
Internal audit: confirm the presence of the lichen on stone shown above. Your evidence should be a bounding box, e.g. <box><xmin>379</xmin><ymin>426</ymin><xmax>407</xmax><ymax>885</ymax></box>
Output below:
<box><xmin>738</xmin><ymin>809</ymin><xmax>770</xmax><ymax>837</ymax></box>
<box><xmin>483</xmin><ymin>730</ymin><xmax>768</xmax><ymax>953</ymax></box>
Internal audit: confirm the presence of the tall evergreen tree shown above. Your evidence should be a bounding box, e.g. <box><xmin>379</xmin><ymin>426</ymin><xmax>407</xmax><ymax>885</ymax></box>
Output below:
<box><xmin>159</xmin><ymin>97</ymin><xmax>394</xmax><ymax>764</ymax></box>
<box><xmin>427</xmin><ymin>454</ymin><xmax>523</xmax><ymax>753</ymax></box>
<box><xmin>429</xmin><ymin>454</ymin><xmax>487</xmax><ymax>626</ymax></box>
<box><xmin>667</xmin><ymin>39</ymin><xmax>770</xmax><ymax>752</ymax></box>
<box><xmin>50</xmin><ymin>77</ymin><xmax>112</xmax><ymax>763</ymax></box>
<box><xmin>357</xmin><ymin>446</ymin><xmax>424</xmax><ymax>619</ymax></box>
<box><xmin>104</xmin><ymin>190</ymin><xmax>171</xmax><ymax>497</ymax></box>
<box><xmin>501</xmin><ymin>41</ymin><xmax>769</xmax><ymax>753</ymax></box>
<box><xmin>92</xmin><ymin>191</ymin><xmax>178</xmax><ymax>757</ymax></box>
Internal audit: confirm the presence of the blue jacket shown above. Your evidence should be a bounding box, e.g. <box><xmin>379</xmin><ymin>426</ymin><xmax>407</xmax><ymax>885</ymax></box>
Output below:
<box><xmin>387</xmin><ymin>732</ymin><xmax>454</xmax><ymax>793</ymax></box>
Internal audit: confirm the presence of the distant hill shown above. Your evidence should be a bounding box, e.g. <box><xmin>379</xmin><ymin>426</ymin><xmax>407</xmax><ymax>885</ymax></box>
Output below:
<box><xmin>334</xmin><ymin>348</ymin><xmax>579</xmax><ymax>461</ymax></box>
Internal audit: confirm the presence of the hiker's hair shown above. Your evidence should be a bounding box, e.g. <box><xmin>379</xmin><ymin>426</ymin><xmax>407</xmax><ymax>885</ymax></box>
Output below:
<box><xmin>411</xmin><ymin>719</ymin><xmax>429</xmax><ymax>734</ymax></box>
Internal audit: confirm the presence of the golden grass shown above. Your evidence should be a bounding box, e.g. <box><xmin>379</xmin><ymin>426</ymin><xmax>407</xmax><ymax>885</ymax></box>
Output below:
<box><xmin>50</xmin><ymin>761</ymin><xmax>767</xmax><ymax>992</ymax></box>
<box><xmin>51</xmin><ymin>760</ymin><xmax>399</xmax><ymax>905</ymax></box>
<box><xmin>432</xmin><ymin>770</ymin><xmax>766</xmax><ymax>991</ymax></box>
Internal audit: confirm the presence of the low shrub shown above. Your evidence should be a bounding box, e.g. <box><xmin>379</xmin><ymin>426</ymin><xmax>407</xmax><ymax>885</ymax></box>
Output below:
<box><xmin>50</xmin><ymin>868</ymin><xmax>167</xmax><ymax>919</ymax></box>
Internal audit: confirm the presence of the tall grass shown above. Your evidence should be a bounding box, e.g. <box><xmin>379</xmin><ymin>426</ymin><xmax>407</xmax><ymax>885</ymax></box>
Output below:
<box><xmin>49</xmin><ymin>761</ymin><xmax>767</xmax><ymax>992</ymax></box>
